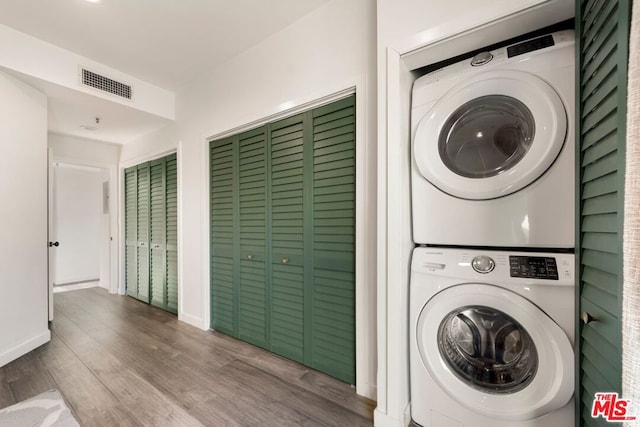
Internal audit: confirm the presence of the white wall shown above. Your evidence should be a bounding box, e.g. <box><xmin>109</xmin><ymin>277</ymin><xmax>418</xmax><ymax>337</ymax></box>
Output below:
<box><xmin>0</xmin><ymin>70</ymin><xmax>50</xmax><ymax>367</ymax></box>
<box><xmin>49</xmin><ymin>133</ymin><xmax>120</xmax><ymax>165</ymax></box>
<box><xmin>121</xmin><ymin>0</ymin><xmax>377</xmax><ymax>399</ymax></box>
<box><xmin>374</xmin><ymin>1</ymin><xmax>574</xmax><ymax>426</ymax></box>
<box><xmin>49</xmin><ymin>133</ymin><xmax>120</xmax><ymax>293</ymax></box>
<box><xmin>52</xmin><ymin>165</ymin><xmax>103</xmax><ymax>285</ymax></box>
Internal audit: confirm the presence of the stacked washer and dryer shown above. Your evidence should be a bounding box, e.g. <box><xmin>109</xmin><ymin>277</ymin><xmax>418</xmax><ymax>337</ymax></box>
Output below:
<box><xmin>409</xmin><ymin>31</ymin><xmax>577</xmax><ymax>426</ymax></box>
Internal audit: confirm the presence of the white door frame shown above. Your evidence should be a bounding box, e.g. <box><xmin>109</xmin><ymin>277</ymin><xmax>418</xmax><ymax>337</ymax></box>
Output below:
<box><xmin>47</xmin><ymin>148</ymin><xmax>55</xmax><ymax>321</ymax></box>
<box><xmin>375</xmin><ymin>1</ymin><xmax>574</xmax><ymax>425</ymax></box>
<box><xmin>48</xmin><ymin>155</ymin><xmax>119</xmax><ymax>296</ymax></box>
<box><xmin>117</xmin><ymin>149</ymin><xmax>178</xmax><ymax>297</ymax></box>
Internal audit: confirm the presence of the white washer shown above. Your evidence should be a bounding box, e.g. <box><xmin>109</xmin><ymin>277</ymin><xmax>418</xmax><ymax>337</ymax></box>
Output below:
<box><xmin>410</xmin><ymin>247</ymin><xmax>574</xmax><ymax>427</ymax></box>
<box><xmin>411</xmin><ymin>31</ymin><xmax>575</xmax><ymax>248</ymax></box>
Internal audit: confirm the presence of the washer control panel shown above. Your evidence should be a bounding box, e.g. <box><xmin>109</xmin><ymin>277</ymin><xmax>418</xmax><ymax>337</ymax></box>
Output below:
<box><xmin>412</xmin><ymin>248</ymin><xmax>574</xmax><ymax>284</ymax></box>
<box><xmin>509</xmin><ymin>256</ymin><xmax>559</xmax><ymax>280</ymax></box>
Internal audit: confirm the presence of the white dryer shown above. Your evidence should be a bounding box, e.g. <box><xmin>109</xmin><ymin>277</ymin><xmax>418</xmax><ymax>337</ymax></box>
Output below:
<box><xmin>410</xmin><ymin>247</ymin><xmax>575</xmax><ymax>427</ymax></box>
<box><xmin>411</xmin><ymin>31</ymin><xmax>575</xmax><ymax>248</ymax></box>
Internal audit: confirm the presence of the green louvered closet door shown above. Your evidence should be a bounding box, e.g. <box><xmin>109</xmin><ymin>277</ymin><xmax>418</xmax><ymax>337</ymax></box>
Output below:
<box><xmin>125</xmin><ymin>168</ymin><xmax>138</xmax><ymax>298</ymax></box>
<box><xmin>270</xmin><ymin>114</ymin><xmax>306</xmax><ymax>363</ymax></box>
<box><xmin>210</xmin><ymin>95</ymin><xmax>356</xmax><ymax>383</ymax></box>
<box><xmin>165</xmin><ymin>155</ymin><xmax>178</xmax><ymax>314</ymax></box>
<box><xmin>210</xmin><ymin>130</ymin><xmax>269</xmax><ymax>344</ymax></box>
<box><xmin>238</xmin><ymin>128</ymin><xmax>268</xmax><ymax>348</ymax></box>
<box><xmin>577</xmin><ymin>0</ymin><xmax>630</xmax><ymax>425</ymax></box>
<box><xmin>210</xmin><ymin>137</ymin><xmax>236</xmax><ymax>335</ymax></box>
<box><xmin>125</xmin><ymin>153</ymin><xmax>178</xmax><ymax>314</ymax></box>
<box><xmin>136</xmin><ymin>163</ymin><xmax>151</xmax><ymax>303</ymax></box>
<box><xmin>150</xmin><ymin>159</ymin><xmax>166</xmax><ymax>309</ymax></box>
<box><xmin>310</xmin><ymin>97</ymin><xmax>356</xmax><ymax>384</ymax></box>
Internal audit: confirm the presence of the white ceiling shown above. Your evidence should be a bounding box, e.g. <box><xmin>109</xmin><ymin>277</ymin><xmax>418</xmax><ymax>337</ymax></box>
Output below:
<box><xmin>0</xmin><ymin>0</ymin><xmax>330</xmax><ymax>144</ymax></box>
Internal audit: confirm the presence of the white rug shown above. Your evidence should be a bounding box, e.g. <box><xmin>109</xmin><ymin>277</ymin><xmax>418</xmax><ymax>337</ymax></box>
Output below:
<box><xmin>0</xmin><ymin>389</ymin><xmax>79</xmax><ymax>427</ymax></box>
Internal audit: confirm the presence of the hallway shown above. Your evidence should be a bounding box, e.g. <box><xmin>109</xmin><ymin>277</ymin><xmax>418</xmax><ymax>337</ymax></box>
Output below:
<box><xmin>0</xmin><ymin>288</ymin><xmax>374</xmax><ymax>426</ymax></box>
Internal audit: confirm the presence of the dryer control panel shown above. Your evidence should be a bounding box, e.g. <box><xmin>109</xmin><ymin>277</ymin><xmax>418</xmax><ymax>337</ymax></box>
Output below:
<box><xmin>509</xmin><ymin>256</ymin><xmax>558</xmax><ymax>280</ymax></box>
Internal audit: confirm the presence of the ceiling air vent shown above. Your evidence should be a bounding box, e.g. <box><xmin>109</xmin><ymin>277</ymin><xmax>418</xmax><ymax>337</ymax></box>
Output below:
<box><xmin>80</xmin><ymin>68</ymin><xmax>132</xmax><ymax>100</ymax></box>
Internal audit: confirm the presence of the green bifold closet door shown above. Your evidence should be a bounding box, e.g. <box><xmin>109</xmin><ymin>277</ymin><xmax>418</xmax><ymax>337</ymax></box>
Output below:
<box><xmin>125</xmin><ymin>153</ymin><xmax>178</xmax><ymax>314</ymax></box>
<box><xmin>577</xmin><ymin>0</ymin><xmax>629</xmax><ymax>424</ymax></box>
<box><xmin>210</xmin><ymin>95</ymin><xmax>356</xmax><ymax>384</ymax></box>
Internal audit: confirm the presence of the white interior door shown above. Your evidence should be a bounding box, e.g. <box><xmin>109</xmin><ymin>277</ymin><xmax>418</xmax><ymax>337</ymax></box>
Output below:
<box><xmin>52</xmin><ymin>163</ymin><xmax>104</xmax><ymax>286</ymax></box>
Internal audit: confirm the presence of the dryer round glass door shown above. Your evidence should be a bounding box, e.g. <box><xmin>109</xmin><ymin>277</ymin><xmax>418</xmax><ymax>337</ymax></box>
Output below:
<box><xmin>416</xmin><ymin>283</ymin><xmax>574</xmax><ymax>421</ymax></box>
<box><xmin>413</xmin><ymin>70</ymin><xmax>567</xmax><ymax>200</ymax></box>
<box><xmin>439</xmin><ymin>95</ymin><xmax>535</xmax><ymax>179</ymax></box>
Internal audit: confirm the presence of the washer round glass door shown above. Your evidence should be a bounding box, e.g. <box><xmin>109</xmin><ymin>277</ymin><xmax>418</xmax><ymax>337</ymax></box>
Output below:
<box><xmin>438</xmin><ymin>305</ymin><xmax>538</xmax><ymax>394</ymax></box>
<box><xmin>413</xmin><ymin>70</ymin><xmax>567</xmax><ymax>200</ymax></box>
<box><xmin>416</xmin><ymin>284</ymin><xmax>574</xmax><ymax>421</ymax></box>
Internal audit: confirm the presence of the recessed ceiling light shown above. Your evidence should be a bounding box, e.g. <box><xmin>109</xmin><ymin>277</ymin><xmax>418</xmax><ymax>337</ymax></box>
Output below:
<box><xmin>85</xmin><ymin>0</ymin><xmax>102</xmax><ymax>3</ymax></box>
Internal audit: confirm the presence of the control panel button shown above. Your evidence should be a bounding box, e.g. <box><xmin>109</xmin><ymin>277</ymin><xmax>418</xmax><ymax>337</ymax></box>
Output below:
<box><xmin>471</xmin><ymin>255</ymin><xmax>495</xmax><ymax>273</ymax></box>
<box><xmin>471</xmin><ymin>51</ymin><xmax>493</xmax><ymax>66</ymax></box>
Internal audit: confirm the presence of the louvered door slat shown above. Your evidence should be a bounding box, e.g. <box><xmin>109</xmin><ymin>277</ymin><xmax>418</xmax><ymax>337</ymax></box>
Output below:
<box><xmin>582</xmin><ymin>117</ymin><xmax>617</xmax><ymax>151</ymax></box>
<box><xmin>585</xmin><ymin>0</ymin><xmax>618</xmax><ymax>48</ymax></box>
<box><xmin>310</xmin><ymin>95</ymin><xmax>355</xmax><ymax>384</ymax></box>
<box><xmin>210</xmin><ymin>138</ymin><xmax>236</xmax><ymax>334</ymax></box>
<box><xmin>269</xmin><ymin>115</ymin><xmax>305</xmax><ymax>363</ymax></box>
<box><xmin>238</xmin><ymin>128</ymin><xmax>267</xmax><ymax>348</ymax></box>
<box><xmin>582</xmin><ymin>266</ymin><xmax>618</xmax><ymax>295</ymax></box>
<box><xmin>583</xmin><ymin>71</ymin><xmax>617</xmax><ymax>119</ymax></box>
<box><xmin>583</xmin><ymin>131</ymin><xmax>617</xmax><ymax>164</ymax></box>
<box><xmin>581</xmin><ymin>46</ymin><xmax>618</xmax><ymax>98</ymax></box>
<box><xmin>582</xmin><ymin>151</ymin><xmax>618</xmax><ymax>182</ymax></box>
<box><xmin>582</xmin><ymin>339</ymin><xmax>619</xmax><ymax>384</ymax></box>
<box><xmin>582</xmin><ymin>0</ymin><xmax>605</xmax><ymax>31</ymax></box>
<box><xmin>577</xmin><ymin>0</ymin><xmax>628</xmax><ymax>423</ymax></box>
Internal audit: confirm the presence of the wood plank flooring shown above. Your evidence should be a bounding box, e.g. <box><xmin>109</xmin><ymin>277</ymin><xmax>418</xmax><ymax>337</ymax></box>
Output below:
<box><xmin>0</xmin><ymin>288</ymin><xmax>375</xmax><ymax>426</ymax></box>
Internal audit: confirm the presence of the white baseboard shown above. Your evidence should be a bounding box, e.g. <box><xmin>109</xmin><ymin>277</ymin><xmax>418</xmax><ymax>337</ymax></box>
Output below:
<box><xmin>53</xmin><ymin>281</ymin><xmax>99</xmax><ymax>293</ymax></box>
<box><xmin>374</xmin><ymin>408</ymin><xmax>407</xmax><ymax>427</ymax></box>
<box><xmin>54</xmin><ymin>276</ymin><xmax>99</xmax><ymax>286</ymax></box>
<box><xmin>179</xmin><ymin>312</ymin><xmax>206</xmax><ymax>330</ymax></box>
<box><xmin>357</xmin><ymin>382</ymin><xmax>377</xmax><ymax>401</ymax></box>
<box><xmin>0</xmin><ymin>330</ymin><xmax>51</xmax><ymax>368</ymax></box>
<box><xmin>403</xmin><ymin>402</ymin><xmax>412</xmax><ymax>426</ymax></box>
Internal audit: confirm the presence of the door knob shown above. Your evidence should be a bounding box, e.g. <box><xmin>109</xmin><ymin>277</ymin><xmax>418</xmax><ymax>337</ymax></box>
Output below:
<box><xmin>247</xmin><ymin>254</ymin><xmax>253</xmax><ymax>260</ymax></box>
<box><xmin>48</xmin><ymin>241</ymin><xmax>60</xmax><ymax>247</ymax></box>
<box><xmin>582</xmin><ymin>312</ymin><xmax>599</xmax><ymax>324</ymax></box>
<box><xmin>281</xmin><ymin>257</ymin><xmax>289</xmax><ymax>264</ymax></box>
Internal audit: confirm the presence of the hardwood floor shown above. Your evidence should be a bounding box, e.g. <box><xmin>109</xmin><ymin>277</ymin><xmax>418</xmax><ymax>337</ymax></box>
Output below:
<box><xmin>0</xmin><ymin>288</ymin><xmax>375</xmax><ymax>426</ymax></box>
